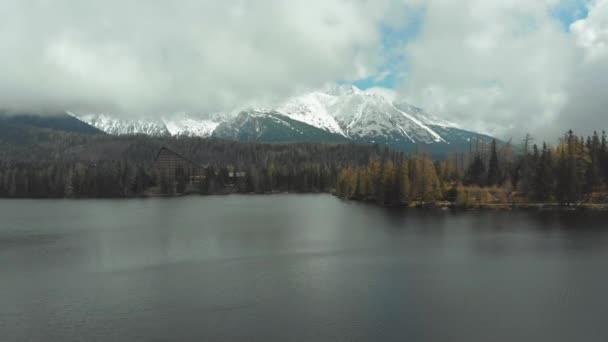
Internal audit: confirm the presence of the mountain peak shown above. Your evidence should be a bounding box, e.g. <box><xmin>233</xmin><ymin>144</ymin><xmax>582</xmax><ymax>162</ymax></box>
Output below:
<box><xmin>323</xmin><ymin>84</ymin><xmax>362</xmax><ymax>96</ymax></box>
<box><xmin>362</xmin><ymin>87</ymin><xmax>397</xmax><ymax>101</ymax></box>
<box><xmin>68</xmin><ymin>84</ymin><xmax>494</xmax><ymax>154</ymax></box>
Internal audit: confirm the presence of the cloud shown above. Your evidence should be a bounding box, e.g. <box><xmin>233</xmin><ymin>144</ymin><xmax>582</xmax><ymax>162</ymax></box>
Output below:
<box><xmin>397</xmin><ymin>0</ymin><xmax>588</xmax><ymax>140</ymax></box>
<box><xmin>3</xmin><ymin>0</ymin><xmax>607</xmax><ymax>141</ymax></box>
<box><xmin>0</xmin><ymin>0</ymin><xmax>405</xmax><ymax>116</ymax></box>
<box><xmin>559</xmin><ymin>0</ymin><xmax>608</xmax><ymax>136</ymax></box>
<box><xmin>390</xmin><ymin>0</ymin><xmax>608</xmax><ymax>141</ymax></box>
<box><xmin>571</xmin><ymin>0</ymin><xmax>608</xmax><ymax>60</ymax></box>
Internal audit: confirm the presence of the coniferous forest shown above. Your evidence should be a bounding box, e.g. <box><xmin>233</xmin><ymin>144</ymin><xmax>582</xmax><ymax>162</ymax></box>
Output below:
<box><xmin>336</xmin><ymin>130</ymin><xmax>608</xmax><ymax>208</ymax></box>
<box><xmin>0</xmin><ymin>131</ymin><xmax>380</xmax><ymax>198</ymax></box>
<box><xmin>2</xmin><ymin>128</ymin><xmax>608</xmax><ymax>208</ymax></box>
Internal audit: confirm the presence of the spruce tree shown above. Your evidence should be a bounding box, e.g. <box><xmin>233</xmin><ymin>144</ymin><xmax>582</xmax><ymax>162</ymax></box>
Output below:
<box><xmin>487</xmin><ymin>139</ymin><xmax>500</xmax><ymax>186</ymax></box>
<box><xmin>464</xmin><ymin>154</ymin><xmax>486</xmax><ymax>186</ymax></box>
<box><xmin>534</xmin><ymin>143</ymin><xmax>554</xmax><ymax>201</ymax></box>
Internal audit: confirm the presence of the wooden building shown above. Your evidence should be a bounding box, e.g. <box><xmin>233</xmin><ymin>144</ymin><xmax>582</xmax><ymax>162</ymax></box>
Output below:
<box><xmin>154</xmin><ymin>147</ymin><xmax>247</xmax><ymax>195</ymax></box>
<box><xmin>154</xmin><ymin>147</ymin><xmax>202</xmax><ymax>181</ymax></box>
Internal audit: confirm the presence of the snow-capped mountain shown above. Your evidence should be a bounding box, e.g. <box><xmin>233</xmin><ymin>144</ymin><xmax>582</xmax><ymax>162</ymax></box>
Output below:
<box><xmin>69</xmin><ymin>85</ymin><xmax>495</xmax><ymax>154</ymax></box>
<box><xmin>162</xmin><ymin>113</ymin><xmax>222</xmax><ymax>137</ymax></box>
<box><xmin>277</xmin><ymin>85</ymin><xmax>458</xmax><ymax>144</ymax></box>
<box><xmin>68</xmin><ymin>112</ymin><xmax>224</xmax><ymax>137</ymax></box>
<box><xmin>68</xmin><ymin>112</ymin><xmax>170</xmax><ymax>136</ymax></box>
<box><xmin>213</xmin><ymin>109</ymin><xmax>349</xmax><ymax>143</ymax></box>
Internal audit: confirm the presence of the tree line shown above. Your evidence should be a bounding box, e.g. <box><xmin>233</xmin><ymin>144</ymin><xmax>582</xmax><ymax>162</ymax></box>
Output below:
<box><xmin>3</xmin><ymin>129</ymin><xmax>608</xmax><ymax>205</ymax></box>
<box><xmin>0</xmin><ymin>136</ymin><xmax>382</xmax><ymax>198</ymax></box>
<box><xmin>0</xmin><ymin>160</ymin><xmax>156</xmax><ymax>198</ymax></box>
<box><xmin>336</xmin><ymin>130</ymin><xmax>608</xmax><ymax>207</ymax></box>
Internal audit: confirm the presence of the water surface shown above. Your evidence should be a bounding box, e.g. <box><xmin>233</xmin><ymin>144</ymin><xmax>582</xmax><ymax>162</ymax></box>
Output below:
<box><xmin>2</xmin><ymin>195</ymin><xmax>608</xmax><ymax>341</ymax></box>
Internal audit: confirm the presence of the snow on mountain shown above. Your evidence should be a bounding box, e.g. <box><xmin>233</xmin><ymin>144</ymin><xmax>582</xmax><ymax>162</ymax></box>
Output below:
<box><xmin>162</xmin><ymin>113</ymin><xmax>220</xmax><ymax>137</ymax></box>
<box><xmin>212</xmin><ymin>109</ymin><xmax>349</xmax><ymax>143</ymax></box>
<box><xmin>68</xmin><ymin>112</ymin><xmax>223</xmax><ymax>137</ymax></box>
<box><xmin>276</xmin><ymin>92</ymin><xmax>347</xmax><ymax>136</ymax></box>
<box><xmin>67</xmin><ymin>112</ymin><xmax>170</xmax><ymax>136</ymax></box>
<box><xmin>277</xmin><ymin>85</ymin><xmax>459</xmax><ymax>144</ymax></box>
<box><xmin>68</xmin><ymin>85</ymin><xmax>487</xmax><ymax>151</ymax></box>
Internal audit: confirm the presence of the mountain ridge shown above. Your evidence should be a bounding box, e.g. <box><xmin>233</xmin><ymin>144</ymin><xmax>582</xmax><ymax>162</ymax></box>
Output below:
<box><xmin>64</xmin><ymin>85</ymin><xmax>495</xmax><ymax>153</ymax></box>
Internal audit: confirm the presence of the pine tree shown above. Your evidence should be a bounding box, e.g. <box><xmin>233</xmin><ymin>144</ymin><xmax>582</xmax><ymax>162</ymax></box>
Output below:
<box><xmin>601</xmin><ymin>131</ymin><xmax>608</xmax><ymax>186</ymax></box>
<box><xmin>585</xmin><ymin>131</ymin><xmax>602</xmax><ymax>193</ymax></box>
<box><xmin>367</xmin><ymin>159</ymin><xmax>382</xmax><ymax>202</ymax></box>
<box><xmin>382</xmin><ymin>160</ymin><xmax>396</xmax><ymax>206</ymax></box>
<box><xmin>533</xmin><ymin>143</ymin><xmax>554</xmax><ymax>201</ymax></box>
<box><xmin>412</xmin><ymin>154</ymin><xmax>442</xmax><ymax>202</ymax></box>
<box><xmin>464</xmin><ymin>154</ymin><xmax>486</xmax><ymax>186</ymax></box>
<box><xmin>556</xmin><ymin>130</ymin><xmax>581</xmax><ymax>205</ymax></box>
<box><xmin>399</xmin><ymin>159</ymin><xmax>410</xmax><ymax>205</ymax></box>
<box><xmin>487</xmin><ymin>139</ymin><xmax>500</xmax><ymax>186</ymax></box>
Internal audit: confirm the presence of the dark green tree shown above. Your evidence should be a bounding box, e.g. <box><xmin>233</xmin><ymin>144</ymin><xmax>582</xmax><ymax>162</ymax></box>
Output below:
<box><xmin>487</xmin><ymin>139</ymin><xmax>500</xmax><ymax>186</ymax></box>
<box><xmin>464</xmin><ymin>154</ymin><xmax>486</xmax><ymax>186</ymax></box>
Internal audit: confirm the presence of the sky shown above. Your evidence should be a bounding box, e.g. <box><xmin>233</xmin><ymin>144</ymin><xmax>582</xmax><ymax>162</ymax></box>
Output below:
<box><xmin>1</xmin><ymin>0</ymin><xmax>607</xmax><ymax>140</ymax></box>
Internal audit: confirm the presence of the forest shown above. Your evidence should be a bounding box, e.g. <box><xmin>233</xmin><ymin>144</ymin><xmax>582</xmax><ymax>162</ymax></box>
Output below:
<box><xmin>0</xmin><ymin>132</ymin><xmax>382</xmax><ymax>198</ymax></box>
<box><xmin>1</xmin><ymin>128</ymin><xmax>608</xmax><ymax>208</ymax></box>
<box><xmin>337</xmin><ymin>130</ymin><xmax>608</xmax><ymax>208</ymax></box>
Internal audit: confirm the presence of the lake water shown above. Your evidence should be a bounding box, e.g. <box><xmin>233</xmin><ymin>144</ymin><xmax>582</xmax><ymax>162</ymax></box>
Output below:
<box><xmin>2</xmin><ymin>194</ymin><xmax>608</xmax><ymax>342</ymax></box>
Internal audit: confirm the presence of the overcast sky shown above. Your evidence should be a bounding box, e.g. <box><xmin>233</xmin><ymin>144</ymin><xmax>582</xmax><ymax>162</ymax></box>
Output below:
<box><xmin>1</xmin><ymin>0</ymin><xmax>607</xmax><ymax>139</ymax></box>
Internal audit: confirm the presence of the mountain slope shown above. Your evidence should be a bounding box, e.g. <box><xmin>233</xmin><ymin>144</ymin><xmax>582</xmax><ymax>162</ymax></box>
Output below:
<box><xmin>213</xmin><ymin>110</ymin><xmax>348</xmax><ymax>143</ymax></box>
<box><xmin>275</xmin><ymin>85</ymin><xmax>494</xmax><ymax>153</ymax></box>
<box><xmin>70</xmin><ymin>112</ymin><xmax>225</xmax><ymax>137</ymax></box>
<box><xmin>0</xmin><ymin>112</ymin><xmax>103</xmax><ymax>157</ymax></box>
<box><xmin>277</xmin><ymin>85</ymin><xmax>458</xmax><ymax>143</ymax></box>
<box><xmin>0</xmin><ymin>111</ymin><xmax>102</xmax><ymax>135</ymax></box>
<box><xmin>69</xmin><ymin>113</ymin><xmax>170</xmax><ymax>136</ymax></box>
<box><xmin>0</xmin><ymin>111</ymin><xmax>103</xmax><ymax>147</ymax></box>
<box><xmin>163</xmin><ymin>116</ymin><xmax>220</xmax><ymax>137</ymax></box>
<box><xmin>67</xmin><ymin>85</ymin><xmax>497</xmax><ymax>154</ymax></box>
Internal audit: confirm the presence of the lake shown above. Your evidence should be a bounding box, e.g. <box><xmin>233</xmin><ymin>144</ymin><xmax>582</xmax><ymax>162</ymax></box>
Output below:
<box><xmin>2</xmin><ymin>194</ymin><xmax>608</xmax><ymax>342</ymax></box>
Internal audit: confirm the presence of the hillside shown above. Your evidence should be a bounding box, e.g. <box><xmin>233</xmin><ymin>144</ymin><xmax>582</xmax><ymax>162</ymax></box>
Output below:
<box><xmin>68</xmin><ymin>85</ymin><xmax>497</xmax><ymax>155</ymax></box>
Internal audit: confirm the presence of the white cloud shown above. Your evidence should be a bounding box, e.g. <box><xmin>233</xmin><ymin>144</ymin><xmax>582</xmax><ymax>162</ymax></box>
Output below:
<box><xmin>558</xmin><ymin>0</ymin><xmax>608</xmax><ymax>136</ymax></box>
<box><xmin>571</xmin><ymin>0</ymin><xmax>608</xmax><ymax>61</ymax></box>
<box><xmin>397</xmin><ymin>0</ymin><xmax>582</xmax><ymax>140</ymax></box>
<box><xmin>3</xmin><ymin>0</ymin><xmax>608</xmax><ymax>140</ymax></box>
<box><xmin>0</xmin><ymin>0</ymin><xmax>404</xmax><ymax>116</ymax></box>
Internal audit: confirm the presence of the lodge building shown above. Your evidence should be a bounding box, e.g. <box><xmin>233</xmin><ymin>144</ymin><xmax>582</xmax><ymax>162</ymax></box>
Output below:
<box><xmin>154</xmin><ymin>146</ymin><xmax>245</xmax><ymax>185</ymax></box>
<box><xmin>154</xmin><ymin>147</ymin><xmax>203</xmax><ymax>181</ymax></box>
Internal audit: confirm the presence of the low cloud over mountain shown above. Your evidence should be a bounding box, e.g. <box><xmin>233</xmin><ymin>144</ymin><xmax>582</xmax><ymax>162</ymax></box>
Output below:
<box><xmin>2</xmin><ymin>1</ymin><xmax>608</xmax><ymax>140</ymax></box>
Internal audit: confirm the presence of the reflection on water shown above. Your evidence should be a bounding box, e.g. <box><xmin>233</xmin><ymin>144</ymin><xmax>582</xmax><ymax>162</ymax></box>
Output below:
<box><xmin>1</xmin><ymin>195</ymin><xmax>608</xmax><ymax>342</ymax></box>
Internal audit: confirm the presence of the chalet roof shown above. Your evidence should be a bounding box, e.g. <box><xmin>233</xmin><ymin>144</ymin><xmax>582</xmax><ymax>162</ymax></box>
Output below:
<box><xmin>154</xmin><ymin>146</ymin><xmax>202</xmax><ymax>167</ymax></box>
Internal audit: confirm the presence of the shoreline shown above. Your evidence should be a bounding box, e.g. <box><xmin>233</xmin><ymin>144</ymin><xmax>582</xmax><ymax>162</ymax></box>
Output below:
<box><xmin>2</xmin><ymin>192</ymin><xmax>608</xmax><ymax>211</ymax></box>
<box><xmin>341</xmin><ymin>199</ymin><xmax>608</xmax><ymax>211</ymax></box>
